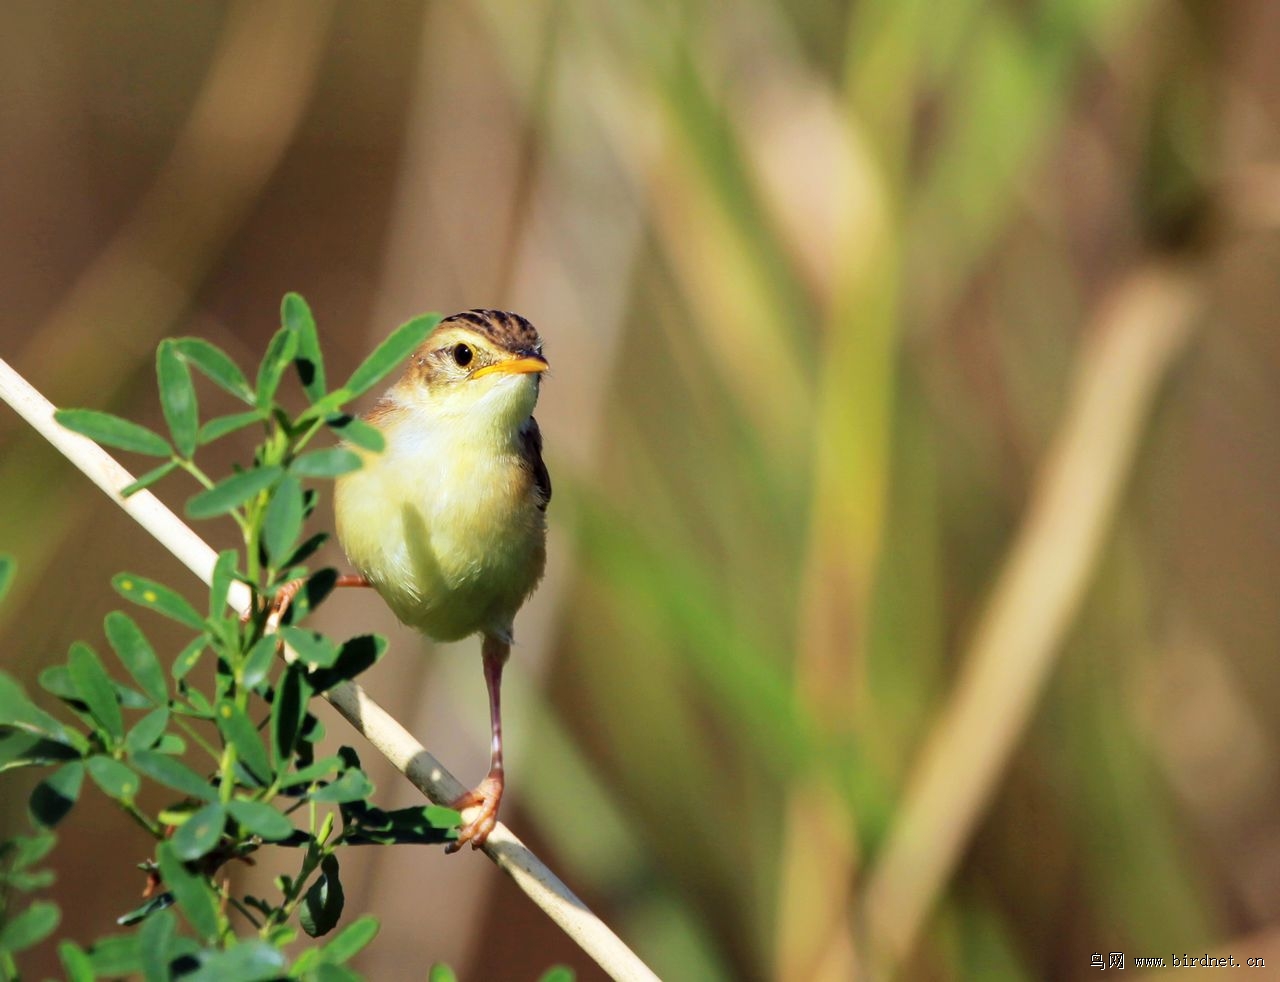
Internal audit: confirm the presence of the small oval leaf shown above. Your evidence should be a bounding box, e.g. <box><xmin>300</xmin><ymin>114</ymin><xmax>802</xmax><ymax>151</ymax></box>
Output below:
<box><xmin>121</xmin><ymin>459</ymin><xmax>180</xmax><ymax>498</ymax></box>
<box><xmin>186</xmin><ymin>466</ymin><xmax>282</xmax><ymax>520</ymax></box>
<box><xmin>263</xmin><ymin>474</ymin><xmax>304</xmax><ymax>566</ymax></box>
<box><xmin>157</xmin><ymin>340</ymin><xmax>199</xmax><ymax>458</ymax></box>
<box><xmin>283</xmin><ymin>293</ymin><xmax>326</xmax><ymax>401</ymax></box>
<box><xmin>55</xmin><ymin>408</ymin><xmax>172</xmax><ymax>456</ymax></box>
<box><xmin>173</xmin><ymin>337</ymin><xmax>254</xmax><ymax>403</ymax></box>
<box><xmin>105</xmin><ymin>611</ymin><xmax>167</xmax><ymax>705</ymax></box>
<box><xmin>227</xmin><ymin>798</ymin><xmax>295</xmax><ymax>841</ymax></box>
<box><xmin>215</xmin><ymin>701</ymin><xmax>272</xmax><ymax>785</ymax></box>
<box><xmin>278</xmin><ymin>626</ymin><xmax>339</xmax><ymax>669</ymax></box>
<box><xmin>156</xmin><ymin>842</ymin><xmax>219</xmax><ymax>940</ymax></box>
<box><xmin>67</xmin><ymin>642</ymin><xmax>123</xmax><ymax>742</ymax></box>
<box><xmin>86</xmin><ymin>755</ymin><xmax>141</xmax><ymax>802</ymax></box>
<box><xmin>197</xmin><ymin>409</ymin><xmax>267</xmax><ymax>445</ymax></box>
<box><xmin>326</xmin><ymin>414</ymin><xmax>384</xmax><ymax>453</ymax></box>
<box><xmin>29</xmin><ymin>761</ymin><xmax>85</xmax><ymax>827</ymax></box>
<box><xmin>343</xmin><ymin>313</ymin><xmax>440</xmax><ymax>396</ymax></box>
<box><xmin>171</xmin><ymin>801</ymin><xmax>226</xmax><ymax>860</ymax></box>
<box><xmin>290</xmin><ymin>448</ymin><xmax>362</xmax><ymax>478</ymax></box>
<box><xmin>319</xmin><ymin>915</ymin><xmax>380</xmax><ymax>965</ymax></box>
<box><xmin>129</xmin><ymin>750</ymin><xmax>217</xmax><ymax>801</ymax></box>
<box><xmin>125</xmin><ymin>707</ymin><xmax>171</xmax><ymax>754</ymax></box>
<box><xmin>113</xmin><ymin>574</ymin><xmax>206</xmax><ymax>631</ymax></box>
<box><xmin>0</xmin><ymin>900</ymin><xmax>60</xmax><ymax>952</ymax></box>
<box><xmin>256</xmin><ymin>327</ymin><xmax>299</xmax><ymax>411</ymax></box>
<box><xmin>300</xmin><ymin>854</ymin><xmax>344</xmax><ymax>938</ymax></box>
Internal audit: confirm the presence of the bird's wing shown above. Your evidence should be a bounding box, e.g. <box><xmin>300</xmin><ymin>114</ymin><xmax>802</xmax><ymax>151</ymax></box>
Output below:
<box><xmin>520</xmin><ymin>417</ymin><xmax>551</xmax><ymax>511</ymax></box>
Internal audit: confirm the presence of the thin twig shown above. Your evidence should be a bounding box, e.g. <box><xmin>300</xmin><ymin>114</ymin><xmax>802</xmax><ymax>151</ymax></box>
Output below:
<box><xmin>0</xmin><ymin>355</ymin><xmax>660</xmax><ymax>982</ymax></box>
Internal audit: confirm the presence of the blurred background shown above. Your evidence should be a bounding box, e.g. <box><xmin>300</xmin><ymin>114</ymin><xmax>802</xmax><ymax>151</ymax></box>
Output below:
<box><xmin>2</xmin><ymin>1</ymin><xmax>1279</xmax><ymax>979</ymax></box>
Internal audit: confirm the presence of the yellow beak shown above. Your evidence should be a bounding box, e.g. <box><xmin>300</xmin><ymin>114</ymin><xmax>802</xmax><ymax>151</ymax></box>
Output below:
<box><xmin>472</xmin><ymin>355</ymin><xmax>549</xmax><ymax>379</ymax></box>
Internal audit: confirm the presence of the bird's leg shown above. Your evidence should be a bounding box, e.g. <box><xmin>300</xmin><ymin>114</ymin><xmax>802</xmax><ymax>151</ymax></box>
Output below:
<box><xmin>264</xmin><ymin>572</ymin><xmax>371</xmax><ymax>628</ymax></box>
<box><xmin>447</xmin><ymin>634</ymin><xmax>509</xmax><ymax>853</ymax></box>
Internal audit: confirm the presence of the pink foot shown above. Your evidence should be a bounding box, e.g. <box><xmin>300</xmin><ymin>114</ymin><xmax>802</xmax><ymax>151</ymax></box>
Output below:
<box><xmin>446</xmin><ymin>773</ymin><xmax>503</xmax><ymax>853</ymax></box>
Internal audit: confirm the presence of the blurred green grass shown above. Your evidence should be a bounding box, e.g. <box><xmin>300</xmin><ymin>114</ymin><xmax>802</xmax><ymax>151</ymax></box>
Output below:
<box><xmin>4</xmin><ymin>1</ymin><xmax>1279</xmax><ymax>979</ymax></box>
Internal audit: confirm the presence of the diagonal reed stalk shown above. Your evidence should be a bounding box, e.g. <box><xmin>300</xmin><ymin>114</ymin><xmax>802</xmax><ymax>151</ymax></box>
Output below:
<box><xmin>0</xmin><ymin>354</ymin><xmax>660</xmax><ymax>982</ymax></box>
<box><xmin>861</xmin><ymin>261</ymin><xmax>1202</xmax><ymax>975</ymax></box>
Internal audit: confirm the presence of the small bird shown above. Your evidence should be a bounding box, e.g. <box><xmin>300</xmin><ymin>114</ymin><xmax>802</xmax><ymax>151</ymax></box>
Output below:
<box><xmin>333</xmin><ymin>309</ymin><xmax>550</xmax><ymax>851</ymax></box>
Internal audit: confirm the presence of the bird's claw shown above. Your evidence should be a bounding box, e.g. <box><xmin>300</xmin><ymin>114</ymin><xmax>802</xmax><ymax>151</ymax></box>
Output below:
<box><xmin>446</xmin><ymin>773</ymin><xmax>503</xmax><ymax>853</ymax></box>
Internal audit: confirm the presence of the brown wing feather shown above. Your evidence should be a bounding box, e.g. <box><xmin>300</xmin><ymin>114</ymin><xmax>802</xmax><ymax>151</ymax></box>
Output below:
<box><xmin>520</xmin><ymin>417</ymin><xmax>551</xmax><ymax>511</ymax></box>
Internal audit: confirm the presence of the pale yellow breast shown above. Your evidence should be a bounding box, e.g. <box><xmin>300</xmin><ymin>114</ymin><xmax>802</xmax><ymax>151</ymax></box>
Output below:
<box><xmin>334</xmin><ymin>406</ymin><xmax>546</xmax><ymax>642</ymax></box>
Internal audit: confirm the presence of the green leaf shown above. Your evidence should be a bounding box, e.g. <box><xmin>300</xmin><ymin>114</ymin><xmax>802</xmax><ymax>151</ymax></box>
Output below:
<box><xmin>113</xmin><ymin>573</ymin><xmax>206</xmax><ymax>631</ymax></box>
<box><xmin>0</xmin><ymin>553</ymin><xmax>14</xmax><ymax>603</ymax></box>
<box><xmin>129</xmin><ymin>750</ymin><xmax>217</xmax><ymax>801</ymax></box>
<box><xmin>29</xmin><ymin>761</ymin><xmax>85</xmax><ymax>827</ymax></box>
<box><xmin>157</xmin><ymin>340</ymin><xmax>199</xmax><ymax>458</ymax></box>
<box><xmin>88</xmin><ymin>934</ymin><xmax>142</xmax><ymax>975</ymax></box>
<box><xmin>179</xmin><ymin>686</ymin><xmax>216</xmax><ymax>719</ymax></box>
<box><xmin>318</xmin><ymin>915</ymin><xmax>379</xmax><ymax>964</ymax></box>
<box><xmin>59</xmin><ymin>940</ymin><xmax>96</xmax><ymax>982</ymax></box>
<box><xmin>270</xmin><ymin>666</ymin><xmax>311</xmax><ymax>766</ymax></box>
<box><xmin>138</xmin><ymin>906</ymin><xmax>178</xmax><ymax>982</ymax></box>
<box><xmin>9</xmin><ymin>829</ymin><xmax>56</xmax><ymax>871</ymax></box>
<box><xmin>86</xmin><ymin>755</ymin><xmax>141</xmax><ymax>802</ymax></box>
<box><xmin>198</xmin><ymin>409</ymin><xmax>267</xmax><ymax>445</ymax></box>
<box><xmin>279</xmin><ymin>568</ymin><xmax>337</xmax><ymax>623</ymax></box>
<box><xmin>0</xmin><ymin>672</ymin><xmax>86</xmax><ymax>750</ymax></box>
<box><xmin>300</xmin><ymin>854</ymin><xmax>344</xmax><ymax>937</ymax></box>
<box><xmin>116</xmin><ymin>893</ymin><xmax>176</xmax><ymax>927</ymax></box>
<box><xmin>156</xmin><ymin>842</ymin><xmax>219</xmax><ymax>941</ymax></box>
<box><xmin>313</xmin><ymin>964</ymin><xmax>363</xmax><ymax>982</ymax></box>
<box><xmin>343</xmin><ymin>804</ymin><xmax>459</xmax><ymax>846</ymax></box>
<box><xmin>307</xmin><ymin>635</ymin><xmax>387</xmax><ymax>692</ymax></box>
<box><xmin>256</xmin><ymin>326</ymin><xmax>299</xmax><ymax>411</ymax></box>
<box><xmin>283</xmin><ymin>292</ymin><xmax>326</xmax><ymax>401</ymax></box>
<box><xmin>290</xmin><ymin>448</ymin><xmax>362</xmax><ymax>478</ymax></box>
<box><xmin>186</xmin><ymin>940</ymin><xmax>288</xmax><ymax>982</ymax></box>
<box><xmin>215</xmin><ymin>701</ymin><xmax>272</xmax><ymax>785</ymax></box>
<box><xmin>171</xmin><ymin>801</ymin><xmax>225</xmax><ymax>860</ymax></box>
<box><xmin>343</xmin><ymin>313</ymin><xmax>440</xmax><ymax>396</ymax></box>
<box><xmin>39</xmin><ymin>666</ymin><xmax>147</xmax><ymax>713</ymax></box>
<box><xmin>308</xmin><ymin>767</ymin><xmax>373</xmax><ymax>804</ymax></box>
<box><xmin>282</xmin><ymin>755</ymin><xmax>344</xmax><ymax>790</ymax></box>
<box><xmin>0</xmin><ymin>729</ymin><xmax>80</xmax><ymax>772</ymax></box>
<box><xmin>186</xmin><ymin>465</ymin><xmax>282</xmax><ymax>520</ymax></box>
<box><xmin>67</xmin><ymin>642</ymin><xmax>123</xmax><ymax>743</ymax></box>
<box><xmin>209</xmin><ymin>548</ymin><xmax>238</xmax><ymax>624</ymax></box>
<box><xmin>227</xmin><ymin>798</ymin><xmax>294</xmax><ymax>841</ymax></box>
<box><xmin>281</xmin><ymin>532</ymin><xmax>328</xmax><ymax>571</ymax></box>
<box><xmin>104</xmin><ymin>611</ymin><xmax>168</xmax><ymax>706</ymax></box>
<box><xmin>55</xmin><ymin>408</ymin><xmax>172</xmax><ymax>456</ymax></box>
<box><xmin>278</xmin><ymin>626</ymin><xmax>339</xmax><ymax>669</ymax></box>
<box><xmin>173</xmin><ymin>634</ymin><xmax>209</xmax><ymax>680</ymax></box>
<box><xmin>0</xmin><ymin>900</ymin><xmax>60</xmax><ymax>953</ymax></box>
<box><xmin>155</xmin><ymin>733</ymin><xmax>186</xmax><ymax>754</ymax></box>
<box><xmin>241</xmin><ymin>636</ymin><xmax>277</xmax><ymax>690</ymax></box>
<box><xmin>125</xmin><ymin>707</ymin><xmax>171</xmax><ymax>754</ymax></box>
<box><xmin>263</xmin><ymin>474</ymin><xmax>304</xmax><ymax>566</ymax></box>
<box><xmin>538</xmin><ymin>968</ymin><xmax>576</xmax><ymax>982</ymax></box>
<box><xmin>174</xmin><ymin>337</ymin><xmax>254</xmax><ymax>403</ymax></box>
<box><xmin>429</xmin><ymin>965</ymin><xmax>459</xmax><ymax>982</ymax></box>
<box><xmin>121</xmin><ymin>459</ymin><xmax>180</xmax><ymax>497</ymax></box>
<box><xmin>326</xmin><ymin>414</ymin><xmax>384</xmax><ymax>453</ymax></box>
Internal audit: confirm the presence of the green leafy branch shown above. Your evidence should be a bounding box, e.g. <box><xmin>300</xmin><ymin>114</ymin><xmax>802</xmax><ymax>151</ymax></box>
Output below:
<box><xmin>0</xmin><ymin>297</ymin><xmax>469</xmax><ymax>980</ymax></box>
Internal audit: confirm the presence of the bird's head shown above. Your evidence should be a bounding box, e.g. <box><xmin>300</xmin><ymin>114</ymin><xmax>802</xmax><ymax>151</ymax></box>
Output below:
<box><xmin>391</xmin><ymin>309</ymin><xmax>548</xmax><ymax>431</ymax></box>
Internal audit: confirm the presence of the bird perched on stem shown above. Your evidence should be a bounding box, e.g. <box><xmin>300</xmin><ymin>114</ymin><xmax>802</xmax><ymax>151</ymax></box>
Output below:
<box><xmin>333</xmin><ymin>309</ymin><xmax>550</xmax><ymax>851</ymax></box>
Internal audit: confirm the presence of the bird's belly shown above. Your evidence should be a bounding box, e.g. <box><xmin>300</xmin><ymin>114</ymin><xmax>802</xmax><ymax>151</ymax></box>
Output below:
<box><xmin>336</xmin><ymin>451</ymin><xmax>545</xmax><ymax>643</ymax></box>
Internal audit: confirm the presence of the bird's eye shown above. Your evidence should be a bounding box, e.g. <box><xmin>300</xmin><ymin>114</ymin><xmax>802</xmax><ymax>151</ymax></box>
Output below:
<box><xmin>453</xmin><ymin>343</ymin><xmax>473</xmax><ymax>367</ymax></box>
